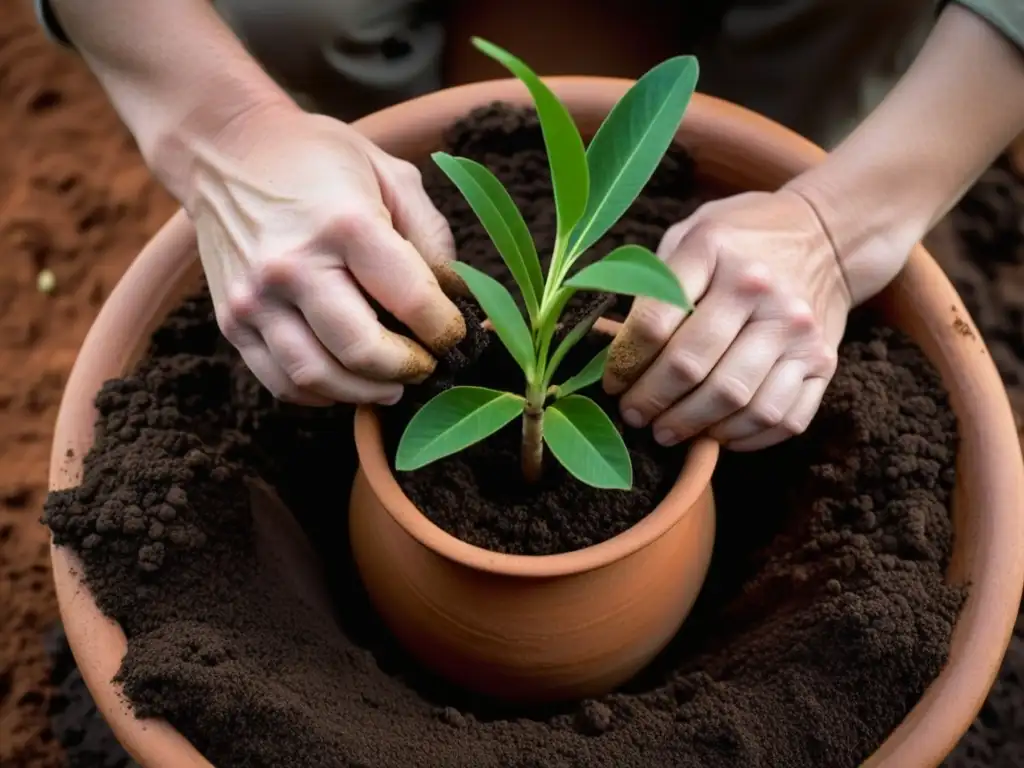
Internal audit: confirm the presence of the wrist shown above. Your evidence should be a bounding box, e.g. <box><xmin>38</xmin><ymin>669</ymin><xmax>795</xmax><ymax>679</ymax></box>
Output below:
<box><xmin>784</xmin><ymin>167</ymin><xmax>927</xmax><ymax>306</ymax></box>
<box><xmin>144</xmin><ymin>78</ymin><xmax>295</xmax><ymax>205</ymax></box>
<box><xmin>785</xmin><ymin>3</ymin><xmax>1024</xmax><ymax>305</ymax></box>
<box><xmin>49</xmin><ymin>0</ymin><xmax>296</xmax><ymax>203</ymax></box>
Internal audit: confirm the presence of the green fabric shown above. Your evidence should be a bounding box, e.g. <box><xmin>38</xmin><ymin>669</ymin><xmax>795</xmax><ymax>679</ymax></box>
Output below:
<box><xmin>36</xmin><ymin>0</ymin><xmax>1024</xmax><ymax>54</ymax></box>
<box><xmin>35</xmin><ymin>1</ymin><xmax>1024</xmax><ymax>52</ymax></box>
<box><xmin>944</xmin><ymin>0</ymin><xmax>1024</xmax><ymax>50</ymax></box>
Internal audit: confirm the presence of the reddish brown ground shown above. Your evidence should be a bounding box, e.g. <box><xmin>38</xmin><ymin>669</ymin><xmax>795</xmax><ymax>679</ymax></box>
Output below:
<box><xmin>0</xmin><ymin>0</ymin><xmax>1021</xmax><ymax>765</ymax></box>
<box><xmin>0</xmin><ymin>1</ymin><xmax>175</xmax><ymax>763</ymax></box>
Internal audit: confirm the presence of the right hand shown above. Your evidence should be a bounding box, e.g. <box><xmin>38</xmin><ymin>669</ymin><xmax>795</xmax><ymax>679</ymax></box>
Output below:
<box><xmin>185</xmin><ymin>102</ymin><xmax>466</xmax><ymax>406</ymax></box>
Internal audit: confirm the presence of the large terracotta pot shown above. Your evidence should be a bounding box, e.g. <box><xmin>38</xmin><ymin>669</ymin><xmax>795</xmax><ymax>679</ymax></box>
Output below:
<box><xmin>350</xmin><ymin>317</ymin><xmax>718</xmax><ymax>704</ymax></box>
<box><xmin>48</xmin><ymin>79</ymin><xmax>1024</xmax><ymax>766</ymax></box>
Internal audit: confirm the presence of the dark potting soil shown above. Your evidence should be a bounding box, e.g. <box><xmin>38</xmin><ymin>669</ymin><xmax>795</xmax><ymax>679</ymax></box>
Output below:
<box><xmin>42</xmin><ymin>104</ymin><xmax>965</xmax><ymax>768</ymax></box>
<box><xmin>381</xmin><ymin>298</ymin><xmax>688</xmax><ymax>555</ymax></box>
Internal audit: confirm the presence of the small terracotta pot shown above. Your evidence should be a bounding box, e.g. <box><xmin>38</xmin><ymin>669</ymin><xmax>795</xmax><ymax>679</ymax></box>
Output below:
<box><xmin>350</xmin><ymin>318</ymin><xmax>718</xmax><ymax>703</ymax></box>
<box><xmin>48</xmin><ymin>80</ymin><xmax>1024</xmax><ymax>767</ymax></box>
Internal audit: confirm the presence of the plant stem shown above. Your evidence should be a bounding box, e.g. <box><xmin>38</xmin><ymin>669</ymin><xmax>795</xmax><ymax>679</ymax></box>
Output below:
<box><xmin>521</xmin><ymin>387</ymin><xmax>545</xmax><ymax>484</ymax></box>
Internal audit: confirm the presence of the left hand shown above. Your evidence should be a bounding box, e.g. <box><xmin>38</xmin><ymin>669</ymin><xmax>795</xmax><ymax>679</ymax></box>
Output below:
<box><xmin>603</xmin><ymin>189</ymin><xmax>853</xmax><ymax>452</ymax></box>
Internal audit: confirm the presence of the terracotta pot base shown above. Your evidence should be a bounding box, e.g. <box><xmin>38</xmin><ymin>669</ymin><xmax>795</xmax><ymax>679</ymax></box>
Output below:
<box><xmin>347</xmin><ymin>317</ymin><xmax>718</xmax><ymax>704</ymax></box>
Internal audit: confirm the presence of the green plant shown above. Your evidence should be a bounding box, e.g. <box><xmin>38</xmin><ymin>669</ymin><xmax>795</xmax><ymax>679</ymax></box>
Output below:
<box><xmin>395</xmin><ymin>38</ymin><xmax>698</xmax><ymax>490</ymax></box>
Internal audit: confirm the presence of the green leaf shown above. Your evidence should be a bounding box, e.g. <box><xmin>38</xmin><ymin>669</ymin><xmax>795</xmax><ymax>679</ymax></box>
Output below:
<box><xmin>543</xmin><ymin>294</ymin><xmax>614</xmax><ymax>387</ymax></box>
<box><xmin>396</xmin><ymin>387</ymin><xmax>525</xmax><ymax>471</ymax></box>
<box><xmin>450</xmin><ymin>261</ymin><xmax>536</xmax><ymax>376</ymax></box>
<box><xmin>472</xmin><ymin>37</ymin><xmax>589</xmax><ymax>244</ymax></box>
<box><xmin>568</xmin><ymin>56</ymin><xmax>699</xmax><ymax>259</ymax></box>
<box><xmin>564</xmin><ymin>244</ymin><xmax>690</xmax><ymax>309</ymax></box>
<box><xmin>543</xmin><ymin>395</ymin><xmax>632</xmax><ymax>490</ymax></box>
<box><xmin>432</xmin><ymin>152</ymin><xmax>544</xmax><ymax>319</ymax></box>
<box><xmin>554</xmin><ymin>346</ymin><xmax>609</xmax><ymax>399</ymax></box>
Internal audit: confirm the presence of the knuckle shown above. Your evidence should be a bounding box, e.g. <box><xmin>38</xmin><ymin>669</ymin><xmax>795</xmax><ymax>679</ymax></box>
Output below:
<box><xmin>732</xmin><ymin>261</ymin><xmax>774</xmax><ymax>297</ymax></box>
<box><xmin>337</xmin><ymin>339</ymin><xmax>379</xmax><ymax>373</ymax></box>
<box><xmin>783</xmin><ymin>298</ymin><xmax>816</xmax><ymax>332</ymax></box>
<box><xmin>816</xmin><ymin>346</ymin><xmax>839</xmax><ymax>376</ymax></box>
<box><xmin>749</xmin><ymin>403</ymin><xmax>785</xmax><ymax>429</ymax></box>
<box><xmin>625</xmin><ymin>388</ymin><xmax>671</xmax><ymax>417</ymax></box>
<box><xmin>410</xmin><ymin>207</ymin><xmax>457</xmax><ymax>268</ymax></box>
<box><xmin>424</xmin><ymin>211</ymin><xmax>456</xmax><ymax>252</ymax></box>
<box><xmin>389</xmin><ymin>278</ymin><xmax>437</xmax><ymax>320</ymax></box>
<box><xmin>663</xmin><ymin>220</ymin><xmax>687</xmax><ymax>242</ymax></box>
<box><xmin>215</xmin><ymin>303</ymin><xmax>242</xmax><ymax>341</ymax></box>
<box><xmin>694</xmin><ymin>222</ymin><xmax>732</xmax><ymax>254</ymax></box>
<box><xmin>328</xmin><ymin>210</ymin><xmax>376</xmax><ymax>242</ymax></box>
<box><xmin>782</xmin><ymin>414</ymin><xmax>811</xmax><ymax>437</ymax></box>
<box><xmin>391</xmin><ymin>159</ymin><xmax>423</xmax><ymax>186</ymax></box>
<box><xmin>660</xmin><ymin>220</ymin><xmax>691</xmax><ymax>255</ymax></box>
<box><xmin>256</xmin><ymin>253</ymin><xmax>300</xmax><ymax>289</ymax></box>
<box><xmin>665</xmin><ymin>351</ymin><xmax>707</xmax><ymax>386</ymax></box>
<box><xmin>713</xmin><ymin>374</ymin><xmax>754</xmax><ymax>410</ymax></box>
<box><xmin>224</xmin><ymin>286</ymin><xmax>259</xmax><ymax>326</ymax></box>
<box><xmin>285</xmin><ymin>361</ymin><xmax>327</xmax><ymax>392</ymax></box>
<box><xmin>628</xmin><ymin>302</ymin><xmax>677</xmax><ymax>347</ymax></box>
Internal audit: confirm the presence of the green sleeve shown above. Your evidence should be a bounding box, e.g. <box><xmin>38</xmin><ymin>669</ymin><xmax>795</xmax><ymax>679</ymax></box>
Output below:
<box><xmin>941</xmin><ymin>0</ymin><xmax>1024</xmax><ymax>51</ymax></box>
<box><xmin>35</xmin><ymin>0</ymin><xmax>1024</xmax><ymax>57</ymax></box>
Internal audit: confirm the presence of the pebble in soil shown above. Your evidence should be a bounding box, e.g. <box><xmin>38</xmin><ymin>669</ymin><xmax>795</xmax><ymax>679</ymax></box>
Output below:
<box><xmin>42</xmin><ymin>105</ymin><xmax>964</xmax><ymax>768</ymax></box>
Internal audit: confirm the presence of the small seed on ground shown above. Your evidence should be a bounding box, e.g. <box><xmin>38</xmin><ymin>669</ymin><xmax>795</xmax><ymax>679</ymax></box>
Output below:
<box><xmin>36</xmin><ymin>268</ymin><xmax>56</xmax><ymax>294</ymax></box>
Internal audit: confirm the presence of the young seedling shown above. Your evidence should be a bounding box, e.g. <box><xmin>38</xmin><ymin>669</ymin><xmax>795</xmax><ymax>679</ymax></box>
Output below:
<box><xmin>395</xmin><ymin>38</ymin><xmax>698</xmax><ymax>491</ymax></box>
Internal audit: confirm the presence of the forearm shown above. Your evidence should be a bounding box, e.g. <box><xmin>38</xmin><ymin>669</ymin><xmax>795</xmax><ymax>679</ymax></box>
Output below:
<box><xmin>788</xmin><ymin>3</ymin><xmax>1024</xmax><ymax>302</ymax></box>
<box><xmin>49</xmin><ymin>0</ymin><xmax>293</xmax><ymax>201</ymax></box>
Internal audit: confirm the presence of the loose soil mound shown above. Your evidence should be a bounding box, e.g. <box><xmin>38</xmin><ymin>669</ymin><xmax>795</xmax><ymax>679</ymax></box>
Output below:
<box><xmin>42</xmin><ymin>105</ymin><xmax>964</xmax><ymax>768</ymax></box>
<box><xmin>1</xmin><ymin>5</ymin><xmax>1020</xmax><ymax>764</ymax></box>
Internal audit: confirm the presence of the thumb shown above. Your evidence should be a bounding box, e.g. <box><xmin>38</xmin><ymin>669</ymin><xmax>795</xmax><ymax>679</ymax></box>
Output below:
<box><xmin>372</xmin><ymin>155</ymin><xmax>468</xmax><ymax>298</ymax></box>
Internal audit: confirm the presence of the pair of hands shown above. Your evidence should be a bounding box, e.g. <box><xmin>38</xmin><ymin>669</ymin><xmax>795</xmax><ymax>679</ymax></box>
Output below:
<box><xmin>188</xmin><ymin>104</ymin><xmax>854</xmax><ymax>452</ymax></box>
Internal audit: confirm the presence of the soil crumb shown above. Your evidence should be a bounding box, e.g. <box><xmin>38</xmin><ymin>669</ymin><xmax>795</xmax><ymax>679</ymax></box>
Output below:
<box><xmin>42</xmin><ymin>105</ymin><xmax>963</xmax><ymax>768</ymax></box>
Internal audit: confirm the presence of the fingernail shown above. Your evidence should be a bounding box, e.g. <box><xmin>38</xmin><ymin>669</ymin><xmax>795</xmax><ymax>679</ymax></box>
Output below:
<box><xmin>405</xmin><ymin>369</ymin><xmax>432</xmax><ymax>385</ymax></box>
<box><xmin>622</xmin><ymin>409</ymin><xmax>644</xmax><ymax>428</ymax></box>
<box><xmin>434</xmin><ymin>263</ymin><xmax>469</xmax><ymax>297</ymax></box>
<box><xmin>604</xmin><ymin>376</ymin><xmax>627</xmax><ymax>396</ymax></box>
<box><xmin>428</xmin><ymin>311</ymin><xmax>467</xmax><ymax>355</ymax></box>
<box><xmin>379</xmin><ymin>389</ymin><xmax>403</xmax><ymax>406</ymax></box>
<box><xmin>392</xmin><ymin>334</ymin><xmax>437</xmax><ymax>384</ymax></box>
<box><xmin>654</xmin><ymin>429</ymin><xmax>679</xmax><ymax>447</ymax></box>
<box><xmin>605</xmin><ymin>336</ymin><xmax>649</xmax><ymax>392</ymax></box>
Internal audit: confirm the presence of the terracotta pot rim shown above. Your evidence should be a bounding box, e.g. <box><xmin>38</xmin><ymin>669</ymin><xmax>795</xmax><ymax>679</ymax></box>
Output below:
<box><xmin>354</xmin><ymin>318</ymin><xmax>719</xmax><ymax>578</ymax></box>
<box><xmin>353</xmin><ymin>409</ymin><xmax>718</xmax><ymax>578</ymax></box>
<box><xmin>46</xmin><ymin>78</ymin><xmax>1024</xmax><ymax>767</ymax></box>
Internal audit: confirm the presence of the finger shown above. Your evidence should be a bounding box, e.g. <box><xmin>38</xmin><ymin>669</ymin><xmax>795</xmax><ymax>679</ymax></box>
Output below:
<box><xmin>727</xmin><ymin>376</ymin><xmax>830</xmax><ymax>452</ymax></box>
<box><xmin>251</xmin><ymin>302</ymin><xmax>404</xmax><ymax>405</ymax></box>
<box><xmin>332</xmin><ymin>215</ymin><xmax>467</xmax><ymax>355</ymax></box>
<box><xmin>216</xmin><ymin>281</ymin><xmax>329</xmax><ymax>405</ymax></box>
<box><xmin>655</xmin><ymin>216</ymin><xmax>702</xmax><ymax>261</ymax></box>
<box><xmin>710</xmin><ymin>359</ymin><xmax>807</xmax><ymax>443</ymax></box>
<box><xmin>649</xmin><ymin>316</ymin><xmax>787</xmax><ymax>445</ymax></box>
<box><xmin>604</xmin><ymin>231</ymin><xmax>714</xmax><ymax>395</ymax></box>
<box><xmin>229</xmin><ymin>322</ymin><xmax>333</xmax><ymax>407</ymax></box>
<box><xmin>616</xmin><ymin>279</ymin><xmax>755</xmax><ymax>427</ymax></box>
<box><xmin>374</xmin><ymin>157</ymin><xmax>467</xmax><ymax>297</ymax></box>
<box><xmin>262</xmin><ymin>259</ymin><xmax>438</xmax><ymax>384</ymax></box>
